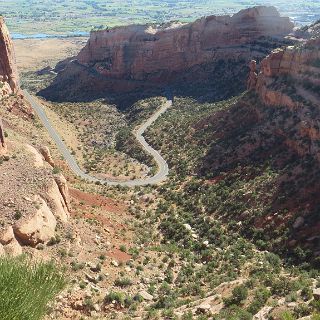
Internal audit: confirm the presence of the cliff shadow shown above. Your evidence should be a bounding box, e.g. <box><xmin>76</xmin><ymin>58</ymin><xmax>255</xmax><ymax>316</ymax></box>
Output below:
<box><xmin>37</xmin><ymin>58</ymin><xmax>251</xmax><ymax>110</ymax></box>
<box><xmin>195</xmin><ymin>94</ymin><xmax>320</xmax><ymax>265</ymax></box>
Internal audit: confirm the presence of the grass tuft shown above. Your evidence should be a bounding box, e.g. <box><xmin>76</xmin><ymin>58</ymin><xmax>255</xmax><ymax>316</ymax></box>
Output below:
<box><xmin>0</xmin><ymin>256</ymin><xmax>66</xmax><ymax>320</ymax></box>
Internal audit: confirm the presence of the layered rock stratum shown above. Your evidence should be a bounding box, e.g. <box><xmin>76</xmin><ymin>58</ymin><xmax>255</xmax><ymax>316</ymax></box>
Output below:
<box><xmin>40</xmin><ymin>6</ymin><xmax>294</xmax><ymax>102</ymax></box>
<box><xmin>254</xmin><ymin>36</ymin><xmax>320</xmax><ymax>108</ymax></box>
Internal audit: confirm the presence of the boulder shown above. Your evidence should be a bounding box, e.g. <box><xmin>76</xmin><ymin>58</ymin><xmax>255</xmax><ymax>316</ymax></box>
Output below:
<box><xmin>4</xmin><ymin>240</ymin><xmax>23</xmax><ymax>256</ymax></box>
<box><xmin>196</xmin><ymin>303</ymin><xmax>211</xmax><ymax>314</ymax></box>
<box><xmin>253</xmin><ymin>306</ymin><xmax>273</xmax><ymax>320</ymax></box>
<box><xmin>13</xmin><ymin>197</ymin><xmax>57</xmax><ymax>246</ymax></box>
<box><xmin>0</xmin><ymin>226</ymin><xmax>22</xmax><ymax>256</ymax></box>
<box><xmin>0</xmin><ymin>225</ymin><xmax>15</xmax><ymax>245</ymax></box>
<box><xmin>25</xmin><ymin>144</ymin><xmax>44</xmax><ymax>168</ymax></box>
<box><xmin>0</xmin><ymin>243</ymin><xmax>5</xmax><ymax>256</ymax></box>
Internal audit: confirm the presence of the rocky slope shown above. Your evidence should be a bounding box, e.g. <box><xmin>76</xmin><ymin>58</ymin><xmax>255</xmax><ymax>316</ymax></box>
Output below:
<box><xmin>197</xmin><ymin>24</ymin><xmax>320</xmax><ymax>262</ymax></box>
<box><xmin>40</xmin><ymin>6</ymin><xmax>294</xmax><ymax>102</ymax></box>
<box><xmin>0</xmin><ymin>17</ymin><xmax>71</xmax><ymax>255</ymax></box>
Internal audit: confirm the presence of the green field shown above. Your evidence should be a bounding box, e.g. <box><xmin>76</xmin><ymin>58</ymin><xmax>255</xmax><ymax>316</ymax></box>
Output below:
<box><xmin>0</xmin><ymin>0</ymin><xmax>319</xmax><ymax>35</ymax></box>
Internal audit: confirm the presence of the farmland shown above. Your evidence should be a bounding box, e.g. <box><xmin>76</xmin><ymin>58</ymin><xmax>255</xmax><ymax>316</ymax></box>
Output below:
<box><xmin>1</xmin><ymin>0</ymin><xmax>319</xmax><ymax>35</ymax></box>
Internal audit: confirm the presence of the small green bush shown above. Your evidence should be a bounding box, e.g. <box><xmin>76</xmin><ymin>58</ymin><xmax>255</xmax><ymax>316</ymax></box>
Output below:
<box><xmin>0</xmin><ymin>256</ymin><xmax>66</xmax><ymax>320</ymax></box>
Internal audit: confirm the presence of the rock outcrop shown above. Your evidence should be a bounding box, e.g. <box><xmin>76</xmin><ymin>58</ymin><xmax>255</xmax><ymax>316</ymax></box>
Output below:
<box><xmin>40</xmin><ymin>145</ymin><xmax>55</xmax><ymax>167</ymax></box>
<box><xmin>0</xmin><ymin>16</ymin><xmax>19</xmax><ymax>93</ymax></box>
<box><xmin>252</xmin><ymin>30</ymin><xmax>320</xmax><ymax>108</ymax></box>
<box><xmin>13</xmin><ymin>197</ymin><xmax>57</xmax><ymax>246</ymax></box>
<box><xmin>0</xmin><ymin>19</ymin><xmax>72</xmax><ymax>255</ymax></box>
<box><xmin>44</xmin><ymin>175</ymin><xmax>71</xmax><ymax>222</ymax></box>
<box><xmin>0</xmin><ymin>226</ymin><xmax>22</xmax><ymax>256</ymax></box>
<box><xmin>40</xmin><ymin>6</ymin><xmax>294</xmax><ymax>101</ymax></box>
<box><xmin>0</xmin><ymin>17</ymin><xmax>33</xmax><ymax>117</ymax></box>
<box><xmin>25</xmin><ymin>144</ymin><xmax>45</xmax><ymax>167</ymax></box>
<box><xmin>247</xmin><ymin>60</ymin><xmax>258</xmax><ymax>90</ymax></box>
<box><xmin>54</xmin><ymin>174</ymin><xmax>71</xmax><ymax>213</ymax></box>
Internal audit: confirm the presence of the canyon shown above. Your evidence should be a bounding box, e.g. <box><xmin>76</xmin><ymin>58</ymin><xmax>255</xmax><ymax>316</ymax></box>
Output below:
<box><xmin>40</xmin><ymin>6</ymin><xmax>294</xmax><ymax>102</ymax></box>
<box><xmin>2</xmin><ymin>5</ymin><xmax>320</xmax><ymax>319</ymax></box>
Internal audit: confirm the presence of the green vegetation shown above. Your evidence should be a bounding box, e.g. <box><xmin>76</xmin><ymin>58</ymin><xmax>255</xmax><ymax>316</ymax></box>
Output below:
<box><xmin>1</xmin><ymin>1</ymin><xmax>318</xmax><ymax>35</ymax></box>
<box><xmin>116</xmin><ymin>97</ymin><xmax>164</xmax><ymax>170</ymax></box>
<box><xmin>124</xmin><ymin>89</ymin><xmax>320</xmax><ymax>318</ymax></box>
<box><xmin>0</xmin><ymin>256</ymin><xmax>65</xmax><ymax>320</ymax></box>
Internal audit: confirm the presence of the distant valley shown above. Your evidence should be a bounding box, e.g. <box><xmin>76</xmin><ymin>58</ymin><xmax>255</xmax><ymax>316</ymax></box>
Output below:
<box><xmin>1</xmin><ymin>0</ymin><xmax>319</xmax><ymax>36</ymax></box>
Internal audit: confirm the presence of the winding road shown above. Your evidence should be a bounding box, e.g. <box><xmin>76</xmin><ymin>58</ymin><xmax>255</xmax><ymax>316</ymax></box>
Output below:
<box><xmin>23</xmin><ymin>90</ymin><xmax>171</xmax><ymax>187</ymax></box>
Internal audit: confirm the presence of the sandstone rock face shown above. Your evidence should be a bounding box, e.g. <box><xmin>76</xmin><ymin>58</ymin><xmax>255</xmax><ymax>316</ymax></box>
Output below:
<box><xmin>40</xmin><ymin>145</ymin><xmax>55</xmax><ymax>167</ymax></box>
<box><xmin>54</xmin><ymin>174</ymin><xmax>71</xmax><ymax>213</ymax></box>
<box><xmin>247</xmin><ymin>60</ymin><xmax>258</xmax><ymax>90</ymax></box>
<box><xmin>0</xmin><ymin>226</ymin><xmax>22</xmax><ymax>256</ymax></box>
<box><xmin>0</xmin><ymin>17</ymin><xmax>19</xmax><ymax>93</ymax></box>
<box><xmin>254</xmin><ymin>36</ymin><xmax>320</xmax><ymax>108</ymax></box>
<box><xmin>0</xmin><ymin>18</ymin><xmax>33</xmax><ymax>117</ymax></box>
<box><xmin>13</xmin><ymin>197</ymin><xmax>57</xmax><ymax>246</ymax></box>
<box><xmin>25</xmin><ymin>144</ymin><xmax>44</xmax><ymax>168</ymax></box>
<box><xmin>46</xmin><ymin>177</ymin><xmax>70</xmax><ymax>222</ymax></box>
<box><xmin>41</xmin><ymin>6</ymin><xmax>293</xmax><ymax>101</ymax></box>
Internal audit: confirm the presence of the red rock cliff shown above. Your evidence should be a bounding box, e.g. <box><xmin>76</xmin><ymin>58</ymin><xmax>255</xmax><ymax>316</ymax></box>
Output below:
<box><xmin>78</xmin><ymin>6</ymin><xmax>293</xmax><ymax>81</ymax></box>
<box><xmin>253</xmin><ymin>36</ymin><xmax>320</xmax><ymax>108</ymax></box>
<box><xmin>0</xmin><ymin>17</ymin><xmax>33</xmax><ymax>117</ymax></box>
<box><xmin>0</xmin><ymin>17</ymin><xmax>19</xmax><ymax>93</ymax></box>
<box><xmin>41</xmin><ymin>6</ymin><xmax>294</xmax><ymax>101</ymax></box>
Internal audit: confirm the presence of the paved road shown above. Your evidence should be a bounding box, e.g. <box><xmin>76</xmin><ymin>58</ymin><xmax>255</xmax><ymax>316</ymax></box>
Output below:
<box><xmin>24</xmin><ymin>90</ymin><xmax>171</xmax><ymax>186</ymax></box>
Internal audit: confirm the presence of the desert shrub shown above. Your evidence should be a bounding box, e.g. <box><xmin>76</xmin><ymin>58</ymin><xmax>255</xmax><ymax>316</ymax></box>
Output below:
<box><xmin>280</xmin><ymin>311</ymin><xmax>296</xmax><ymax>320</ymax></box>
<box><xmin>224</xmin><ymin>284</ymin><xmax>248</xmax><ymax>306</ymax></box>
<box><xmin>114</xmin><ymin>277</ymin><xmax>133</xmax><ymax>287</ymax></box>
<box><xmin>301</xmin><ymin>286</ymin><xmax>313</xmax><ymax>301</ymax></box>
<box><xmin>294</xmin><ymin>303</ymin><xmax>311</xmax><ymax>318</ymax></box>
<box><xmin>0</xmin><ymin>256</ymin><xmax>66</xmax><ymax>320</ymax></box>
<box><xmin>247</xmin><ymin>287</ymin><xmax>271</xmax><ymax>314</ymax></box>
<box><xmin>220</xmin><ymin>305</ymin><xmax>252</xmax><ymax>320</ymax></box>
<box><xmin>104</xmin><ymin>291</ymin><xmax>133</xmax><ymax>308</ymax></box>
